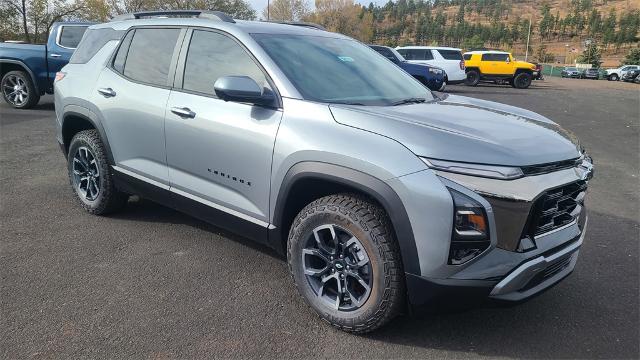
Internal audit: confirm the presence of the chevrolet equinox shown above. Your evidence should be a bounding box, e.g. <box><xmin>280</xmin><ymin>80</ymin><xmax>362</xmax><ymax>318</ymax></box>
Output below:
<box><xmin>55</xmin><ymin>10</ymin><xmax>594</xmax><ymax>333</ymax></box>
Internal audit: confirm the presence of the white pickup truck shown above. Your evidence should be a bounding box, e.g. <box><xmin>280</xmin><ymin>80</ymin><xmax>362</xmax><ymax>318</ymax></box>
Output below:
<box><xmin>606</xmin><ymin>65</ymin><xmax>640</xmax><ymax>81</ymax></box>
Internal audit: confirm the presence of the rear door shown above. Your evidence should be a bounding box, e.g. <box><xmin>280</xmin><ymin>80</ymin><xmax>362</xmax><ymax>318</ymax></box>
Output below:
<box><xmin>94</xmin><ymin>27</ymin><xmax>185</xmax><ymax>187</ymax></box>
<box><xmin>164</xmin><ymin>28</ymin><xmax>282</xmax><ymax>229</ymax></box>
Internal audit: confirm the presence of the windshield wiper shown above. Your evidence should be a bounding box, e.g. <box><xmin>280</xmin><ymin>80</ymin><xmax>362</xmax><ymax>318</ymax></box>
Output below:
<box><xmin>391</xmin><ymin>97</ymin><xmax>427</xmax><ymax>106</ymax></box>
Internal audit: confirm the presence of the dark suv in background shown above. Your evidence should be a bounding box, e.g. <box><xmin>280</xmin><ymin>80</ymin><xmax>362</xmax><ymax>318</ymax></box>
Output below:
<box><xmin>369</xmin><ymin>45</ymin><xmax>445</xmax><ymax>91</ymax></box>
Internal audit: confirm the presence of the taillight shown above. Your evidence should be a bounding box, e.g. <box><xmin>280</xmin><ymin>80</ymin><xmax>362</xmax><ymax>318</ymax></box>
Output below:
<box><xmin>54</xmin><ymin>72</ymin><xmax>66</xmax><ymax>82</ymax></box>
<box><xmin>460</xmin><ymin>60</ymin><xmax>465</xmax><ymax>70</ymax></box>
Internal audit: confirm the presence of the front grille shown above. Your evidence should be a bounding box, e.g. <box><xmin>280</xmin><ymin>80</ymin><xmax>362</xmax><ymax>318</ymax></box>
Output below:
<box><xmin>526</xmin><ymin>180</ymin><xmax>587</xmax><ymax>237</ymax></box>
<box><xmin>521</xmin><ymin>158</ymin><xmax>580</xmax><ymax>176</ymax></box>
<box><xmin>520</xmin><ymin>255</ymin><xmax>573</xmax><ymax>292</ymax></box>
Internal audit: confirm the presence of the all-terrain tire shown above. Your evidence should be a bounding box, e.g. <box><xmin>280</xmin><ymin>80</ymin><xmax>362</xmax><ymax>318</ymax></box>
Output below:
<box><xmin>67</xmin><ymin>129</ymin><xmax>128</xmax><ymax>215</ymax></box>
<box><xmin>512</xmin><ymin>72</ymin><xmax>532</xmax><ymax>89</ymax></box>
<box><xmin>287</xmin><ymin>193</ymin><xmax>405</xmax><ymax>333</ymax></box>
<box><xmin>465</xmin><ymin>69</ymin><xmax>480</xmax><ymax>86</ymax></box>
<box><xmin>1</xmin><ymin>70</ymin><xmax>40</xmax><ymax>109</ymax></box>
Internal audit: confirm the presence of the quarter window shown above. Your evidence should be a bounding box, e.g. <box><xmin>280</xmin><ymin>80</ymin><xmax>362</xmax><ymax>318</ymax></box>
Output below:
<box><xmin>182</xmin><ymin>30</ymin><xmax>268</xmax><ymax>95</ymax></box>
<box><xmin>121</xmin><ymin>28</ymin><xmax>181</xmax><ymax>87</ymax></box>
<box><xmin>437</xmin><ymin>50</ymin><xmax>462</xmax><ymax>60</ymax></box>
<box><xmin>398</xmin><ymin>49</ymin><xmax>433</xmax><ymax>61</ymax></box>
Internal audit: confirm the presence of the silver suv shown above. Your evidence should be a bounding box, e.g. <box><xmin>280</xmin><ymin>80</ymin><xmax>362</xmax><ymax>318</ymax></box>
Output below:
<box><xmin>55</xmin><ymin>11</ymin><xmax>594</xmax><ymax>333</ymax></box>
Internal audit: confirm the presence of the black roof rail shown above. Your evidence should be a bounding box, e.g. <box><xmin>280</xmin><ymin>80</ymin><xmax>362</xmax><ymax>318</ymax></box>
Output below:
<box><xmin>111</xmin><ymin>10</ymin><xmax>235</xmax><ymax>23</ymax></box>
<box><xmin>266</xmin><ymin>21</ymin><xmax>326</xmax><ymax>31</ymax></box>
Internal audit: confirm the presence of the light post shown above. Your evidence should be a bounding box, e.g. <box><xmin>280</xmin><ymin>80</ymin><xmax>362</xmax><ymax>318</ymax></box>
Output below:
<box><xmin>267</xmin><ymin>0</ymin><xmax>270</xmax><ymax>20</ymax></box>
<box><xmin>564</xmin><ymin>44</ymin><xmax>569</xmax><ymax>65</ymax></box>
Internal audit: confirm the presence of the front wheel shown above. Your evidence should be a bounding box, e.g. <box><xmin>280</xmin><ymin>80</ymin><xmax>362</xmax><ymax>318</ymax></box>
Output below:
<box><xmin>512</xmin><ymin>72</ymin><xmax>532</xmax><ymax>89</ymax></box>
<box><xmin>609</xmin><ymin>74</ymin><xmax>619</xmax><ymax>81</ymax></box>
<box><xmin>438</xmin><ymin>82</ymin><xmax>446</xmax><ymax>92</ymax></box>
<box><xmin>287</xmin><ymin>194</ymin><xmax>404</xmax><ymax>333</ymax></box>
<box><xmin>465</xmin><ymin>70</ymin><xmax>480</xmax><ymax>86</ymax></box>
<box><xmin>1</xmin><ymin>70</ymin><xmax>40</xmax><ymax>109</ymax></box>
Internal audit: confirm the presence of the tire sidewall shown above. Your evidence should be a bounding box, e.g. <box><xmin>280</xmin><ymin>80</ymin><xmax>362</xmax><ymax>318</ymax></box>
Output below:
<box><xmin>514</xmin><ymin>73</ymin><xmax>532</xmax><ymax>89</ymax></box>
<box><xmin>1</xmin><ymin>71</ymin><xmax>38</xmax><ymax>109</ymax></box>
<box><xmin>67</xmin><ymin>132</ymin><xmax>110</xmax><ymax>211</ymax></box>
<box><xmin>288</xmin><ymin>207</ymin><xmax>386</xmax><ymax>325</ymax></box>
<box><xmin>466</xmin><ymin>70</ymin><xmax>480</xmax><ymax>86</ymax></box>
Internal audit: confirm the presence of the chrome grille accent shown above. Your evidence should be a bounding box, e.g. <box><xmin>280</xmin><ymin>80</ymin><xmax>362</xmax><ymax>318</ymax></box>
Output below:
<box><xmin>530</xmin><ymin>180</ymin><xmax>587</xmax><ymax>237</ymax></box>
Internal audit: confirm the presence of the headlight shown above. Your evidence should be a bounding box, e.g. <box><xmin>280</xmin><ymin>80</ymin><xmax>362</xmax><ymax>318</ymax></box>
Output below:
<box><xmin>429</xmin><ymin>68</ymin><xmax>443</xmax><ymax>75</ymax></box>
<box><xmin>421</xmin><ymin>158</ymin><xmax>524</xmax><ymax>180</ymax></box>
<box><xmin>448</xmin><ymin>189</ymin><xmax>490</xmax><ymax>265</ymax></box>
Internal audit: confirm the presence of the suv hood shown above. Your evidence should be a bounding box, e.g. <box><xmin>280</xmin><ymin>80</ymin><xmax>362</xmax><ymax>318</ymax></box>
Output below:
<box><xmin>329</xmin><ymin>94</ymin><xmax>581</xmax><ymax>166</ymax></box>
<box><xmin>514</xmin><ymin>60</ymin><xmax>536</xmax><ymax>70</ymax></box>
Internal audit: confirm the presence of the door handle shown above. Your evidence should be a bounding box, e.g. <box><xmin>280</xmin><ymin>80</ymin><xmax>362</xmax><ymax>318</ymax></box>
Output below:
<box><xmin>97</xmin><ymin>88</ymin><xmax>116</xmax><ymax>97</ymax></box>
<box><xmin>50</xmin><ymin>53</ymin><xmax>62</xmax><ymax>58</ymax></box>
<box><xmin>171</xmin><ymin>107</ymin><xmax>196</xmax><ymax>119</ymax></box>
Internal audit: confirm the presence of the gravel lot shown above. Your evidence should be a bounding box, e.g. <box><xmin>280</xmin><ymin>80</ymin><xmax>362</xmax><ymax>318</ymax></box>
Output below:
<box><xmin>1</xmin><ymin>77</ymin><xmax>638</xmax><ymax>359</ymax></box>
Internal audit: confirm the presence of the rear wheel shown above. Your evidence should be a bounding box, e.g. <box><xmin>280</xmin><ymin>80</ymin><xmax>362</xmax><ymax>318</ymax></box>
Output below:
<box><xmin>1</xmin><ymin>70</ymin><xmax>40</xmax><ymax>109</ymax></box>
<box><xmin>609</xmin><ymin>74</ymin><xmax>619</xmax><ymax>81</ymax></box>
<box><xmin>512</xmin><ymin>72</ymin><xmax>532</xmax><ymax>89</ymax></box>
<box><xmin>465</xmin><ymin>70</ymin><xmax>480</xmax><ymax>86</ymax></box>
<box><xmin>287</xmin><ymin>194</ymin><xmax>404</xmax><ymax>333</ymax></box>
<box><xmin>67</xmin><ymin>130</ymin><xmax>128</xmax><ymax>215</ymax></box>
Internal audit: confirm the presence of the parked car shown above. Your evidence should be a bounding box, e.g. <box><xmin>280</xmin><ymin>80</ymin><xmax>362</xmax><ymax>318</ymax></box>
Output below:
<box><xmin>395</xmin><ymin>46</ymin><xmax>466</xmax><ymax>85</ymax></box>
<box><xmin>580</xmin><ymin>68</ymin><xmax>600</xmax><ymax>80</ymax></box>
<box><xmin>463</xmin><ymin>51</ymin><xmax>537</xmax><ymax>88</ymax></box>
<box><xmin>0</xmin><ymin>22</ymin><xmax>92</xmax><ymax>108</ymax></box>
<box><xmin>606</xmin><ymin>65</ymin><xmax>640</xmax><ymax>81</ymax></box>
<box><xmin>369</xmin><ymin>45</ymin><xmax>445</xmax><ymax>91</ymax></box>
<box><xmin>534</xmin><ymin>63</ymin><xmax>544</xmax><ymax>80</ymax></box>
<box><xmin>56</xmin><ymin>10</ymin><xmax>594</xmax><ymax>333</ymax></box>
<box><xmin>561</xmin><ymin>67</ymin><xmax>581</xmax><ymax>78</ymax></box>
<box><xmin>621</xmin><ymin>69</ymin><xmax>640</xmax><ymax>82</ymax></box>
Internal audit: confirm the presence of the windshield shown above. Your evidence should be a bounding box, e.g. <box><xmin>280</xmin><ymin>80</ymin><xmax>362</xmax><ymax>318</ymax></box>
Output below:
<box><xmin>252</xmin><ymin>34</ymin><xmax>434</xmax><ymax>106</ymax></box>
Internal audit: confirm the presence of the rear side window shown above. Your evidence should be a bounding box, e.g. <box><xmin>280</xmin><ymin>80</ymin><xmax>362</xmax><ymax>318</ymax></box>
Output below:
<box><xmin>437</xmin><ymin>49</ymin><xmax>462</xmax><ymax>60</ymax></box>
<box><xmin>481</xmin><ymin>53</ymin><xmax>494</xmax><ymax>61</ymax></box>
<box><xmin>398</xmin><ymin>49</ymin><xmax>433</xmax><ymax>61</ymax></box>
<box><xmin>69</xmin><ymin>28</ymin><xmax>124</xmax><ymax>64</ymax></box>
<box><xmin>58</xmin><ymin>26</ymin><xmax>88</xmax><ymax>48</ymax></box>
<box><xmin>182</xmin><ymin>30</ymin><xmax>268</xmax><ymax>96</ymax></box>
<box><xmin>463</xmin><ymin>53</ymin><xmax>472</xmax><ymax>60</ymax></box>
<box><xmin>120</xmin><ymin>28</ymin><xmax>181</xmax><ymax>87</ymax></box>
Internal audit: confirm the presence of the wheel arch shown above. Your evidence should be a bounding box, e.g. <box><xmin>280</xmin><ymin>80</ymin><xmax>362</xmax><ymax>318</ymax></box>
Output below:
<box><xmin>514</xmin><ymin>68</ymin><xmax>533</xmax><ymax>75</ymax></box>
<box><xmin>465</xmin><ymin>67</ymin><xmax>480</xmax><ymax>74</ymax></box>
<box><xmin>270</xmin><ymin>161</ymin><xmax>420</xmax><ymax>275</ymax></box>
<box><xmin>61</xmin><ymin>110</ymin><xmax>115</xmax><ymax>165</ymax></box>
<box><xmin>0</xmin><ymin>60</ymin><xmax>40</xmax><ymax>94</ymax></box>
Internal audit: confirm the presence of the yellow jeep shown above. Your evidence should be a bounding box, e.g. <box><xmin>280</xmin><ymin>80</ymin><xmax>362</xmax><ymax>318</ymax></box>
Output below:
<box><xmin>463</xmin><ymin>51</ymin><xmax>537</xmax><ymax>89</ymax></box>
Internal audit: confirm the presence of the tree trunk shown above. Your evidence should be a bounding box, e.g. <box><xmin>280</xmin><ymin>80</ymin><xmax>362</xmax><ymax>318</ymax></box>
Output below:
<box><xmin>21</xmin><ymin>0</ymin><xmax>31</xmax><ymax>43</ymax></box>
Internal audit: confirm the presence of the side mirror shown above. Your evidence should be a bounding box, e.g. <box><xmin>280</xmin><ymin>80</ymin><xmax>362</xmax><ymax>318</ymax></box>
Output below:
<box><xmin>213</xmin><ymin>76</ymin><xmax>275</xmax><ymax>107</ymax></box>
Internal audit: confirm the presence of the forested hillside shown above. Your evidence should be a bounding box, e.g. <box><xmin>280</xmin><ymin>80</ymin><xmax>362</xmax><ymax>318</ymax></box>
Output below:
<box><xmin>304</xmin><ymin>0</ymin><xmax>639</xmax><ymax>66</ymax></box>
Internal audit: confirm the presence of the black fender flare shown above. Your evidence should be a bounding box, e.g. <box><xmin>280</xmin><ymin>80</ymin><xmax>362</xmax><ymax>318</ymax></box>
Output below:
<box><xmin>270</xmin><ymin>161</ymin><xmax>421</xmax><ymax>275</ymax></box>
<box><xmin>61</xmin><ymin>106</ymin><xmax>115</xmax><ymax>165</ymax></box>
<box><xmin>0</xmin><ymin>59</ymin><xmax>41</xmax><ymax>94</ymax></box>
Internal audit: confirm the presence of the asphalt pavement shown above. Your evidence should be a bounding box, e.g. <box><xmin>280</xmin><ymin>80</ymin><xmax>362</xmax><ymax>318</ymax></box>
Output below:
<box><xmin>1</xmin><ymin>77</ymin><xmax>638</xmax><ymax>359</ymax></box>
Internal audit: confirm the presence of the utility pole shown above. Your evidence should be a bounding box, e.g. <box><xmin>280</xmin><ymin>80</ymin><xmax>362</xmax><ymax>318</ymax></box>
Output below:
<box><xmin>267</xmin><ymin>0</ymin><xmax>270</xmax><ymax>20</ymax></box>
<box><xmin>525</xmin><ymin>17</ymin><xmax>532</xmax><ymax>62</ymax></box>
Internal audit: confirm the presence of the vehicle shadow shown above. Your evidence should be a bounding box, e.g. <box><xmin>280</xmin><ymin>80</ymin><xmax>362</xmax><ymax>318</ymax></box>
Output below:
<box><xmin>360</xmin><ymin>208</ymin><xmax>639</xmax><ymax>359</ymax></box>
<box><xmin>106</xmin><ymin>198</ymin><xmax>638</xmax><ymax>358</ymax></box>
<box><xmin>109</xmin><ymin>196</ymin><xmax>284</xmax><ymax>261</ymax></box>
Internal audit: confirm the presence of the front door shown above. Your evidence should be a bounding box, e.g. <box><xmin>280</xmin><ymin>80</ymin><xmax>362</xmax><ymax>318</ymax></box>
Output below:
<box><xmin>165</xmin><ymin>29</ymin><xmax>282</xmax><ymax>229</ymax></box>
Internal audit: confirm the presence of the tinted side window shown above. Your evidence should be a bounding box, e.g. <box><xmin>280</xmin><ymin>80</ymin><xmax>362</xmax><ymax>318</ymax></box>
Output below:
<box><xmin>123</xmin><ymin>28</ymin><xmax>181</xmax><ymax>87</ymax></box>
<box><xmin>438</xmin><ymin>50</ymin><xmax>462</xmax><ymax>60</ymax></box>
<box><xmin>463</xmin><ymin>53</ymin><xmax>472</xmax><ymax>60</ymax></box>
<box><xmin>481</xmin><ymin>53</ymin><xmax>494</xmax><ymax>61</ymax></box>
<box><xmin>374</xmin><ymin>47</ymin><xmax>394</xmax><ymax>59</ymax></box>
<box><xmin>69</xmin><ymin>28</ymin><xmax>124</xmax><ymax>64</ymax></box>
<box><xmin>58</xmin><ymin>26</ymin><xmax>88</xmax><ymax>48</ymax></box>
<box><xmin>112</xmin><ymin>30</ymin><xmax>135</xmax><ymax>73</ymax></box>
<box><xmin>182</xmin><ymin>30</ymin><xmax>268</xmax><ymax>95</ymax></box>
<box><xmin>494</xmin><ymin>53</ymin><xmax>510</xmax><ymax>62</ymax></box>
